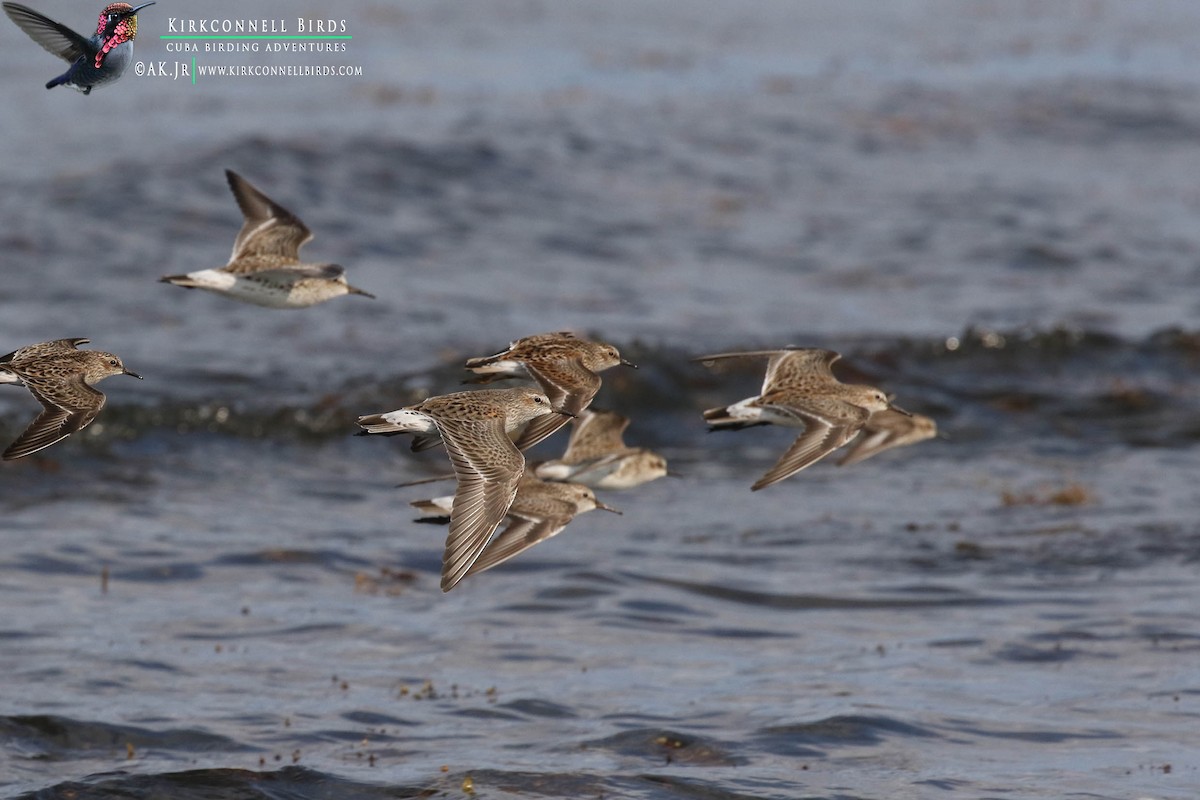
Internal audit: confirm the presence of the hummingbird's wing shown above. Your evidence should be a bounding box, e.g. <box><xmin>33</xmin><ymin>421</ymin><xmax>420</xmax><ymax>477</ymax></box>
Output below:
<box><xmin>2</xmin><ymin>373</ymin><xmax>104</xmax><ymax>460</ymax></box>
<box><xmin>224</xmin><ymin>169</ymin><xmax>313</xmax><ymax>266</ymax></box>
<box><xmin>2</xmin><ymin>3</ymin><xmax>90</xmax><ymax>64</ymax></box>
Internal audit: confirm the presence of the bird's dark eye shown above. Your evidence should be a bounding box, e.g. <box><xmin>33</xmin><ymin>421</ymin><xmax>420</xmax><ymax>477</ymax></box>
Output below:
<box><xmin>534</xmin><ymin>396</ymin><xmax>544</xmax><ymax>404</ymax></box>
<box><xmin>109</xmin><ymin>359</ymin><xmax>118</xmax><ymax>366</ymax></box>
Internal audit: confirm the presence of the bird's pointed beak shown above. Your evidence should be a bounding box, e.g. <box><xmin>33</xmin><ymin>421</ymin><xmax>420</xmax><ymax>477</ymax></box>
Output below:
<box><xmin>888</xmin><ymin>402</ymin><xmax>911</xmax><ymax>416</ymax></box>
<box><xmin>129</xmin><ymin>2</ymin><xmax>156</xmax><ymax>14</ymax></box>
<box><xmin>349</xmin><ymin>286</ymin><xmax>375</xmax><ymax>299</ymax></box>
<box><xmin>666</xmin><ymin>470</ymin><xmax>684</xmax><ymax>478</ymax></box>
<box><xmin>620</xmin><ymin>358</ymin><xmax>638</xmax><ymax>369</ymax></box>
<box><xmin>555</xmin><ymin>408</ymin><xmax>577</xmax><ymax>418</ymax></box>
<box><xmin>124</xmin><ymin>369</ymin><xmax>143</xmax><ymax>380</ymax></box>
<box><xmin>596</xmin><ymin>500</ymin><xmax>622</xmax><ymax>515</ymax></box>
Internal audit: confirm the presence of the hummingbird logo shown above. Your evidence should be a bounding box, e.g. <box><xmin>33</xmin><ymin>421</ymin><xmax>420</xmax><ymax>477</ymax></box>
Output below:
<box><xmin>2</xmin><ymin>2</ymin><xmax>155</xmax><ymax>95</ymax></box>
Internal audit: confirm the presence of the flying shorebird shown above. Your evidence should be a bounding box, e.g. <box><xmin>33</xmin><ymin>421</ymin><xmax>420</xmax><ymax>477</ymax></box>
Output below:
<box><xmin>696</xmin><ymin>347</ymin><xmax>906</xmax><ymax>490</ymax></box>
<box><xmin>356</xmin><ymin>387</ymin><xmax>572</xmax><ymax>591</ymax></box>
<box><xmin>534</xmin><ymin>408</ymin><xmax>669</xmax><ymax>490</ymax></box>
<box><xmin>0</xmin><ymin>337</ymin><xmax>141</xmax><ymax>460</ymax></box>
<box><xmin>836</xmin><ymin>408</ymin><xmax>937</xmax><ymax>467</ymax></box>
<box><xmin>410</xmin><ymin>471</ymin><xmax>620</xmax><ymax>580</ymax></box>
<box><xmin>463</xmin><ymin>331</ymin><xmax>636</xmax><ymax>450</ymax></box>
<box><xmin>160</xmin><ymin>169</ymin><xmax>374</xmax><ymax>308</ymax></box>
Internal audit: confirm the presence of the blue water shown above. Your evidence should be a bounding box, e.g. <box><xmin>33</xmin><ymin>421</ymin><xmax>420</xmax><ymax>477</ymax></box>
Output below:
<box><xmin>2</xmin><ymin>2</ymin><xmax>1200</xmax><ymax>798</ymax></box>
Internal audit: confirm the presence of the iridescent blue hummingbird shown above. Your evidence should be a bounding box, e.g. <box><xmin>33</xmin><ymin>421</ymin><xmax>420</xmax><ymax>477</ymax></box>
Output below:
<box><xmin>2</xmin><ymin>2</ymin><xmax>154</xmax><ymax>95</ymax></box>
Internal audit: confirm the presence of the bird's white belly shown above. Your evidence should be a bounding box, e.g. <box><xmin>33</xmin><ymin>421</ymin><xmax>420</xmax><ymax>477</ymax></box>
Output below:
<box><xmin>184</xmin><ymin>270</ymin><xmax>327</xmax><ymax>309</ymax></box>
<box><xmin>533</xmin><ymin>461</ymin><xmax>575</xmax><ymax>481</ymax></box>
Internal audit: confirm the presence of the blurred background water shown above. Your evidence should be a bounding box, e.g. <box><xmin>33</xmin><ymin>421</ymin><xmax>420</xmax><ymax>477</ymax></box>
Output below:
<box><xmin>1</xmin><ymin>2</ymin><xmax>1199</xmax><ymax>798</ymax></box>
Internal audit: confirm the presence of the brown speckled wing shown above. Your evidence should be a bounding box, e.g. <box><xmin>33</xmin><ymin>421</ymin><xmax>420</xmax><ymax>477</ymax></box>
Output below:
<box><xmin>749</xmin><ymin>396</ymin><xmax>868</xmax><ymax>490</ymax></box>
<box><xmin>837</xmin><ymin>410</ymin><xmax>937</xmax><ymax>467</ymax></box>
<box><xmin>4</xmin><ymin>407</ymin><xmax>77</xmax><ymax>460</ymax></box>
<box><xmin>507</xmin><ymin>334</ymin><xmax>584</xmax><ymax>361</ymax></box>
<box><xmin>408</xmin><ymin>433</ymin><xmax>444</xmax><ymax>453</ymax></box>
<box><xmin>437</xmin><ymin>416</ymin><xmax>526</xmax><ymax>591</ymax></box>
<box><xmin>509</xmin><ymin>331</ymin><xmax>579</xmax><ymax>348</ymax></box>
<box><xmin>465</xmin><ymin>497</ymin><xmax>577</xmax><ymax>578</ymax></box>
<box><xmin>3</xmin><ymin>374</ymin><xmax>104</xmax><ymax>460</ymax></box>
<box><xmin>513</xmin><ymin>359</ymin><xmax>601</xmax><ymax>450</ymax></box>
<box><xmin>692</xmin><ymin>348</ymin><xmax>840</xmax><ymax>394</ymax></box>
<box><xmin>762</xmin><ymin>349</ymin><xmax>840</xmax><ymax>393</ymax></box>
<box><xmin>1</xmin><ymin>337</ymin><xmax>88</xmax><ymax>366</ymax></box>
<box><xmin>463</xmin><ymin>333</ymin><xmax>580</xmax><ymax>377</ymax></box>
<box><xmin>559</xmin><ymin>409</ymin><xmax>630</xmax><ymax>463</ymax></box>
<box><xmin>224</xmin><ymin>169</ymin><xmax>313</xmax><ymax>266</ymax></box>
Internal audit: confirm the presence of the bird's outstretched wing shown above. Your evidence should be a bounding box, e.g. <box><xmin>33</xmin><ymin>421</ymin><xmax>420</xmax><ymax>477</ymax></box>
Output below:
<box><xmin>437</xmin><ymin>417</ymin><xmax>526</xmax><ymax>591</ymax></box>
<box><xmin>3</xmin><ymin>374</ymin><xmax>104</xmax><ymax>460</ymax></box>
<box><xmin>224</xmin><ymin>169</ymin><xmax>313</xmax><ymax>266</ymax></box>
<box><xmin>2</xmin><ymin>3</ymin><xmax>90</xmax><ymax>64</ymax></box>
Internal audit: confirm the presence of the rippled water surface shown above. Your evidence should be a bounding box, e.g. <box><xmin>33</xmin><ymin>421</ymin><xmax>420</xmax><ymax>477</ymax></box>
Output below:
<box><xmin>2</xmin><ymin>2</ymin><xmax>1200</xmax><ymax>798</ymax></box>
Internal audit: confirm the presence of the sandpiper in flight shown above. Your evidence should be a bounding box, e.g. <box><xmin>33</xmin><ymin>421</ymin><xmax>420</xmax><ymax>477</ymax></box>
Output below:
<box><xmin>3</xmin><ymin>2</ymin><xmax>154</xmax><ymax>94</ymax></box>
<box><xmin>0</xmin><ymin>338</ymin><xmax>141</xmax><ymax>460</ymax></box>
<box><xmin>696</xmin><ymin>347</ymin><xmax>906</xmax><ymax>490</ymax></box>
<box><xmin>160</xmin><ymin>170</ymin><xmax>375</xmax><ymax>309</ymax></box>
<box><xmin>836</xmin><ymin>408</ymin><xmax>937</xmax><ymax>467</ymax></box>
<box><xmin>463</xmin><ymin>331</ymin><xmax>636</xmax><ymax>451</ymax></box>
<box><xmin>534</xmin><ymin>408</ymin><xmax>670</xmax><ymax>490</ymax></box>
<box><xmin>357</xmin><ymin>387</ymin><xmax>572</xmax><ymax>591</ymax></box>
<box><xmin>411</xmin><ymin>471</ymin><xmax>621</xmax><ymax>581</ymax></box>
